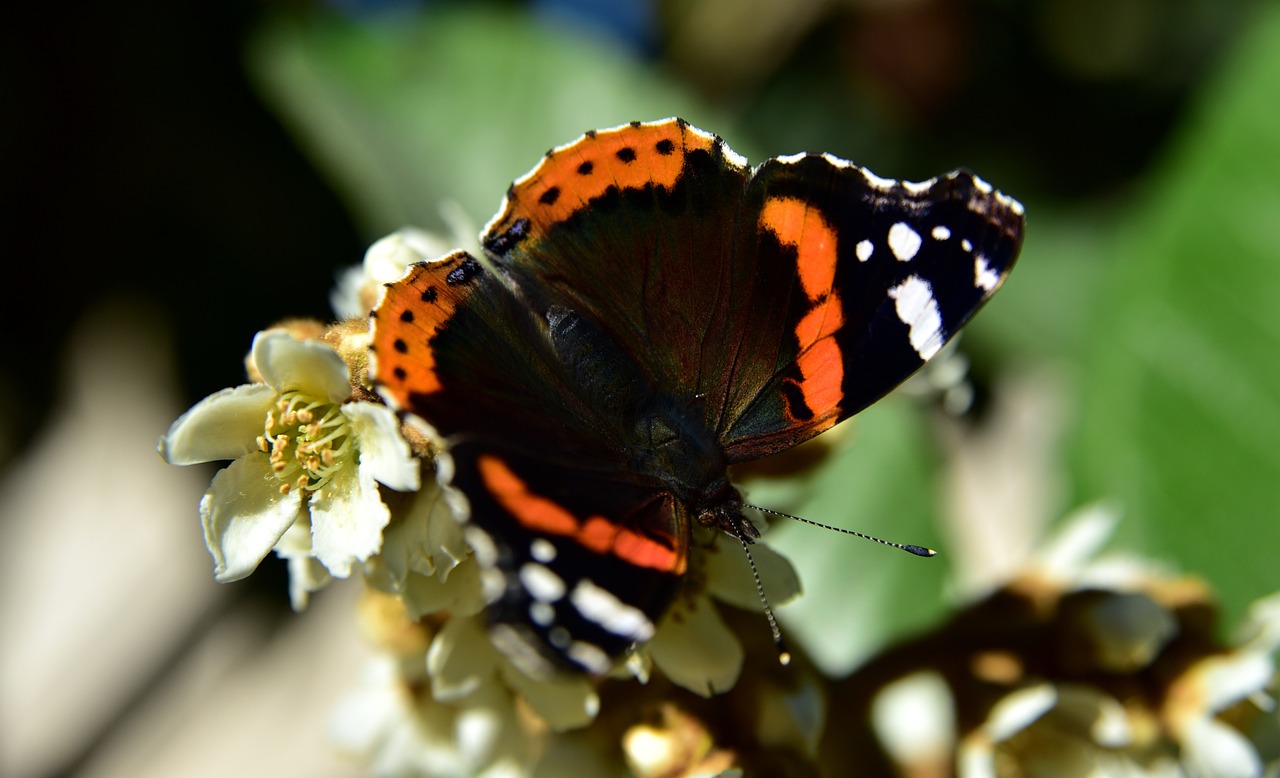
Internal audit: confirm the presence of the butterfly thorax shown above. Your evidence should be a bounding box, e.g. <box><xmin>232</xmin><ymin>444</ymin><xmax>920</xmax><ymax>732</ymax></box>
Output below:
<box><xmin>631</xmin><ymin>404</ymin><xmax>758</xmax><ymax>542</ymax></box>
<box><xmin>545</xmin><ymin>300</ymin><xmax>735</xmax><ymax>512</ymax></box>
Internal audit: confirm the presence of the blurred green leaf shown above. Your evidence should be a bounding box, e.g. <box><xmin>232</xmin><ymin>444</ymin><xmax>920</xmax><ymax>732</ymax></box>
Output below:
<box><xmin>1071</xmin><ymin>4</ymin><xmax>1280</xmax><ymax>623</ymax></box>
<box><xmin>741</xmin><ymin>400</ymin><xmax>946</xmax><ymax>677</ymax></box>
<box><xmin>970</xmin><ymin>205</ymin><xmax>1117</xmax><ymax>362</ymax></box>
<box><xmin>246</xmin><ymin>6</ymin><xmax>725</xmax><ymax>238</ymax></box>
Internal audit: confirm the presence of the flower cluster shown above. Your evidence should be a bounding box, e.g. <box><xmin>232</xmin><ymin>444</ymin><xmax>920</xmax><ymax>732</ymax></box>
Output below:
<box><xmin>161</xmin><ymin>229</ymin><xmax>813</xmax><ymax>776</ymax></box>
<box><xmin>828</xmin><ymin>507</ymin><xmax>1280</xmax><ymax>777</ymax></box>
<box><xmin>162</xmin><ymin>228</ymin><xmax>1279</xmax><ymax>777</ymax></box>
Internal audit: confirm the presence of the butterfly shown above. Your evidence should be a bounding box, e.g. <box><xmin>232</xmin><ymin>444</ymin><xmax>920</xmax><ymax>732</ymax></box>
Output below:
<box><xmin>370</xmin><ymin>118</ymin><xmax>1024</xmax><ymax>676</ymax></box>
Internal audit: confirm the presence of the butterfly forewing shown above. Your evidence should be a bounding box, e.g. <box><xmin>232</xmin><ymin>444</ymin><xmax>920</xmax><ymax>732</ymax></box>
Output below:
<box><xmin>719</xmin><ymin>156</ymin><xmax>1025</xmax><ymax>461</ymax></box>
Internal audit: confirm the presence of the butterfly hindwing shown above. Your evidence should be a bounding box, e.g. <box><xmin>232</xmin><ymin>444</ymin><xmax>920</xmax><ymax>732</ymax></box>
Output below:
<box><xmin>447</xmin><ymin>441</ymin><xmax>687</xmax><ymax>676</ymax></box>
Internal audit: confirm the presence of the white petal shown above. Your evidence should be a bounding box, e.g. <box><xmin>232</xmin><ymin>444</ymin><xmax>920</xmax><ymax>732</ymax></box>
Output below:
<box><xmin>983</xmin><ymin>683</ymin><xmax>1057</xmax><ymax>742</ymax></box>
<box><xmin>499</xmin><ymin>663</ymin><xmax>599</xmax><ymax>732</ymax></box>
<box><xmin>200</xmin><ymin>456</ymin><xmax>304</xmax><ymax>582</ymax></box>
<box><xmin>251</xmin><ymin>330</ymin><xmax>351</xmax><ymax>402</ymax></box>
<box><xmin>1238</xmin><ymin>590</ymin><xmax>1280</xmax><ymax>653</ymax></box>
<box><xmin>309</xmin><ymin>464</ymin><xmax>390</xmax><ymax>578</ymax></box>
<box><xmin>872</xmin><ymin>671</ymin><xmax>955</xmax><ymax>767</ymax></box>
<box><xmin>1037</xmin><ymin>504</ymin><xmax>1120</xmax><ymax>580</ymax></box>
<box><xmin>427</xmin><ymin>615</ymin><xmax>499</xmax><ymax>702</ymax></box>
<box><xmin>1180</xmin><ymin>716</ymin><xmax>1261</xmax><ymax>778</ymax></box>
<box><xmin>648</xmin><ymin>595</ymin><xmax>743</xmax><ymax>697</ymax></box>
<box><xmin>344</xmin><ymin>402</ymin><xmax>420</xmax><ymax>492</ymax></box>
<box><xmin>328</xmin><ymin>658</ymin><xmax>405</xmax><ymax>757</ymax></box>
<box><xmin>704</xmin><ymin>537</ymin><xmax>802</xmax><ymax>610</ymax></box>
<box><xmin>1195</xmin><ymin>651</ymin><xmax>1275</xmax><ymax>713</ymax></box>
<box><xmin>329</xmin><ymin>265</ymin><xmax>369</xmax><ymax>321</ymax></box>
<box><xmin>956</xmin><ymin>734</ymin><xmax>998</xmax><ymax>778</ymax></box>
<box><xmin>369</xmin><ymin>487</ymin><xmax>447</xmax><ymax>590</ymax></box>
<box><xmin>160</xmin><ymin>383</ymin><xmax>275</xmax><ymax>465</ymax></box>
<box><xmin>399</xmin><ymin>561</ymin><xmax>486</xmax><ymax>620</ymax></box>
<box><xmin>273</xmin><ymin>519</ymin><xmax>331</xmax><ymax>611</ymax></box>
<box><xmin>370</xmin><ymin>229</ymin><xmax>451</xmax><ymax>280</ymax></box>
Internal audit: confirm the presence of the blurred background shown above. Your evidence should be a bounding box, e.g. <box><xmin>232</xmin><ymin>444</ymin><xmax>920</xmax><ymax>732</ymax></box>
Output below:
<box><xmin>3</xmin><ymin>0</ymin><xmax>1277</xmax><ymax>775</ymax></box>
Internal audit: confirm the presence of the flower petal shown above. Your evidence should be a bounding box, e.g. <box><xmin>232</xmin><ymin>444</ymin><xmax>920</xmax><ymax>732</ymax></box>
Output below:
<box><xmin>427</xmin><ymin>615</ymin><xmax>499</xmax><ymax>702</ymax></box>
<box><xmin>374</xmin><ymin>484</ymin><xmax>469</xmax><ymax>591</ymax></box>
<box><xmin>704</xmin><ymin>537</ymin><xmax>802</xmax><ymax>611</ymax></box>
<box><xmin>983</xmin><ymin>683</ymin><xmax>1057</xmax><ymax>742</ymax></box>
<box><xmin>343</xmin><ymin>402</ymin><xmax>420</xmax><ymax>492</ymax></box>
<box><xmin>1179</xmin><ymin>715</ymin><xmax>1261</xmax><ymax>778</ymax></box>
<box><xmin>310</xmin><ymin>463</ymin><xmax>390</xmax><ymax>578</ymax></box>
<box><xmin>252</xmin><ymin>330</ymin><xmax>351</xmax><ymax>403</ymax></box>
<box><xmin>273</xmin><ymin>518</ymin><xmax>332</xmax><ymax>611</ymax></box>
<box><xmin>499</xmin><ymin>663</ymin><xmax>600</xmax><ymax>732</ymax></box>
<box><xmin>399</xmin><ymin>561</ymin><xmax>486</xmax><ymax>620</ymax></box>
<box><xmin>648</xmin><ymin>595</ymin><xmax>744</xmax><ymax>697</ymax></box>
<box><xmin>200</xmin><ymin>456</ymin><xmax>304</xmax><ymax>582</ymax></box>
<box><xmin>160</xmin><ymin>383</ymin><xmax>275</xmax><ymax>465</ymax></box>
<box><xmin>872</xmin><ymin>671</ymin><xmax>955</xmax><ymax>768</ymax></box>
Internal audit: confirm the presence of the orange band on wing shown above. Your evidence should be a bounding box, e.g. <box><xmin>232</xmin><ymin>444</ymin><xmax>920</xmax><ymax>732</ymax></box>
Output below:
<box><xmin>759</xmin><ymin>196</ymin><xmax>837</xmax><ymax>302</ymax></box>
<box><xmin>613</xmin><ymin>529</ymin><xmax>684</xmax><ymax>574</ymax></box>
<box><xmin>578</xmin><ymin>515</ymin><xmax>617</xmax><ymax>555</ymax></box>
<box><xmin>477</xmin><ymin>456</ymin><xmax>682</xmax><ymax>573</ymax></box>
<box><xmin>478</xmin><ymin>455</ymin><xmax>579</xmax><ymax>535</ymax></box>
<box><xmin>794</xmin><ymin>294</ymin><xmax>844</xmax><ymax>349</ymax></box>
<box><xmin>761</xmin><ymin>197</ymin><xmax>846</xmax><ymax>422</ymax></box>
<box><xmin>795</xmin><ymin>337</ymin><xmax>844</xmax><ymax>419</ymax></box>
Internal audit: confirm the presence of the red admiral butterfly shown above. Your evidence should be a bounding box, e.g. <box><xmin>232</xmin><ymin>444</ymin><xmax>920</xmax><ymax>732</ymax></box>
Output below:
<box><xmin>370</xmin><ymin>118</ymin><xmax>1024</xmax><ymax>676</ymax></box>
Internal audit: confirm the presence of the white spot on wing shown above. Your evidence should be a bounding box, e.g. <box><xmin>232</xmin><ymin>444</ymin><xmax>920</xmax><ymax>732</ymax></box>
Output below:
<box><xmin>856</xmin><ymin>239</ymin><xmax>874</xmax><ymax>262</ymax></box>
<box><xmin>903</xmin><ymin>177</ymin><xmax>936</xmax><ymax>195</ymax></box>
<box><xmin>821</xmin><ymin>152</ymin><xmax>852</xmax><ymax>168</ymax></box>
<box><xmin>530</xmin><ymin>538</ymin><xmax>557</xmax><ymax>563</ymax></box>
<box><xmin>721</xmin><ymin>144</ymin><xmax>749</xmax><ymax>168</ymax></box>
<box><xmin>571</xmin><ymin>579</ymin><xmax>655</xmax><ymax>640</ymax></box>
<box><xmin>974</xmin><ymin>255</ymin><xmax>1001</xmax><ymax>292</ymax></box>
<box><xmin>774</xmin><ymin>152</ymin><xmax>808</xmax><ymax>164</ymax></box>
<box><xmin>997</xmin><ymin>191</ymin><xmax>1026</xmax><ymax>216</ymax></box>
<box><xmin>530</xmin><ymin>602</ymin><xmax>555</xmax><ymax>626</ymax></box>
<box><xmin>548</xmin><ymin>626</ymin><xmax>570</xmax><ymax>648</ymax></box>
<box><xmin>932</xmin><ymin>225</ymin><xmax>951</xmax><ymax>240</ymax></box>
<box><xmin>888</xmin><ymin>275</ymin><xmax>945</xmax><ymax>360</ymax></box>
<box><xmin>888</xmin><ymin>222</ymin><xmax>922</xmax><ymax>262</ymax></box>
<box><xmin>520</xmin><ymin>562</ymin><xmax>566</xmax><ymax>603</ymax></box>
<box><xmin>861</xmin><ymin>168</ymin><xmax>897</xmax><ymax>191</ymax></box>
<box><xmin>489</xmin><ymin>623</ymin><xmax>555</xmax><ymax>678</ymax></box>
<box><xmin>972</xmin><ymin>175</ymin><xmax>993</xmax><ymax>194</ymax></box>
<box><xmin>961</xmin><ymin>239</ymin><xmax>973</xmax><ymax>253</ymax></box>
<box><xmin>567</xmin><ymin>641</ymin><xmax>612</xmax><ymax>674</ymax></box>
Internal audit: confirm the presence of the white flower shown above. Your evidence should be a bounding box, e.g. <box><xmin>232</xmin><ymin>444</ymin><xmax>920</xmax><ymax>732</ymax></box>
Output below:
<box><xmin>332</xmin><ymin>212</ymin><xmax>479</xmax><ymax>320</ymax></box>
<box><xmin>331</xmin><ymin>653</ymin><xmax>531</xmax><ymax>778</ymax></box>
<box><xmin>333</xmin><ymin>592</ymin><xmax>600</xmax><ymax>778</ymax></box>
<box><xmin>948</xmin><ymin>509</ymin><xmax>1280</xmax><ymax>778</ymax></box>
<box><xmin>362</xmin><ymin>480</ymin><xmax>485</xmax><ymax>620</ymax></box>
<box><xmin>1166</xmin><ymin>591</ymin><xmax>1280</xmax><ymax>778</ymax></box>
<box><xmin>160</xmin><ymin>330</ymin><xmax>419</xmax><ymax>589</ymax></box>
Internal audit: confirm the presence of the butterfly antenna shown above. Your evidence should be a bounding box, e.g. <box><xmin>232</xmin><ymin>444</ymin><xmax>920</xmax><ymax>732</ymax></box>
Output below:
<box><xmin>744</xmin><ymin>504</ymin><xmax>937</xmax><ymax>558</ymax></box>
<box><xmin>734</xmin><ymin>530</ymin><xmax>792</xmax><ymax>666</ymax></box>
